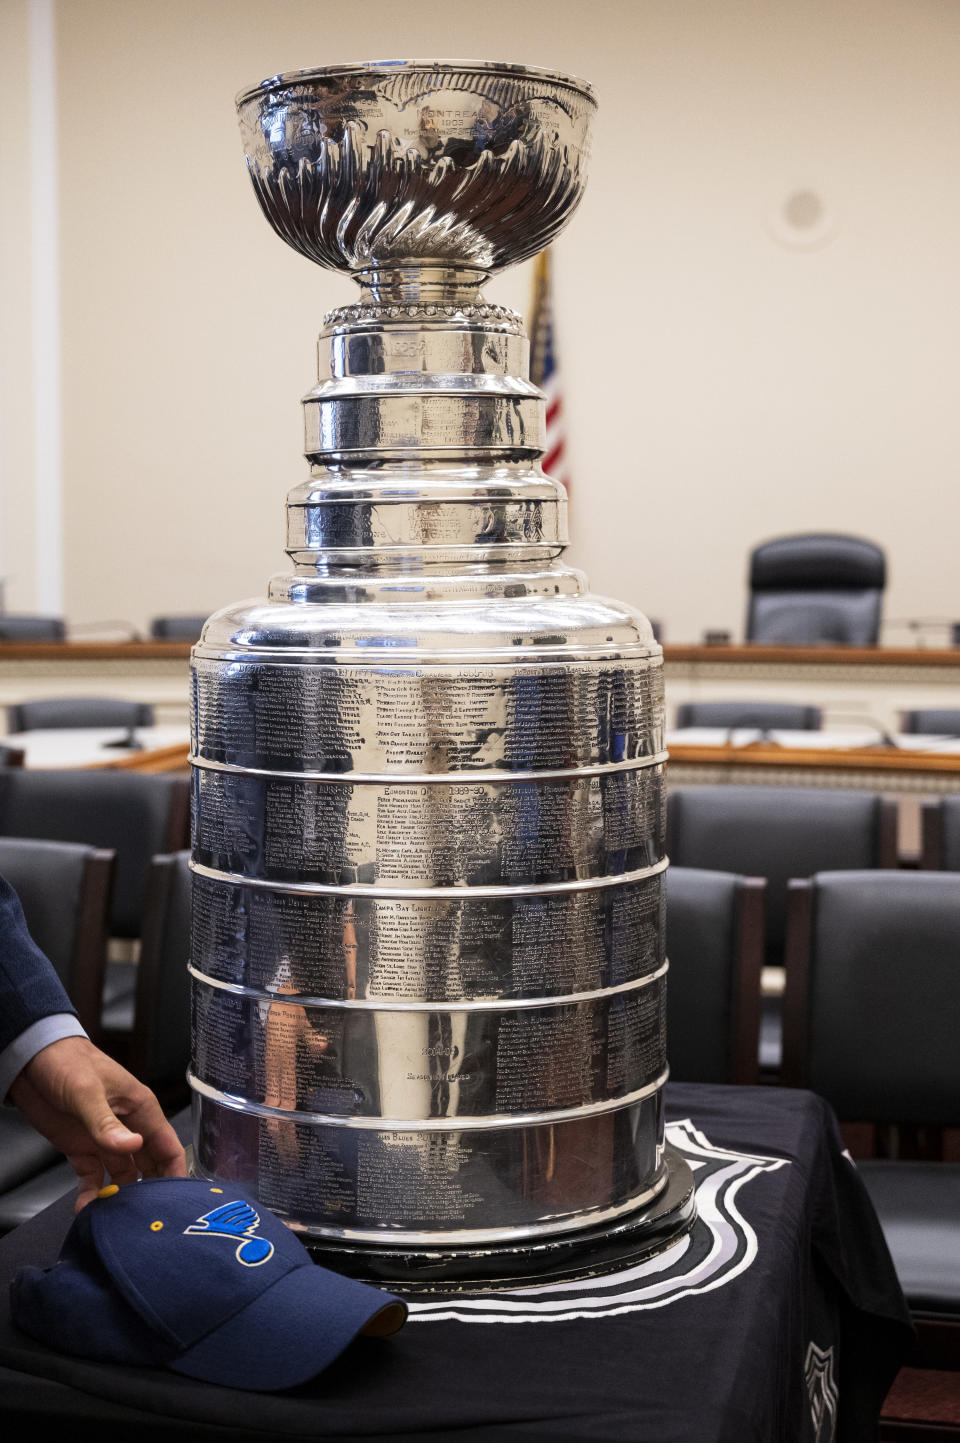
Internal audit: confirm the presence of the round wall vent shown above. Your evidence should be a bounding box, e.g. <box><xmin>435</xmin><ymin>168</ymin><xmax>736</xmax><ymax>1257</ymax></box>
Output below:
<box><xmin>769</xmin><ymin>188</ymin><xmax>838</xmax><ymax>249</ymax></box>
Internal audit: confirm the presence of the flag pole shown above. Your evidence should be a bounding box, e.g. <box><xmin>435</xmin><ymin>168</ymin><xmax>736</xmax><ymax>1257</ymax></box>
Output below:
<box><xmin>529</xmin><ymin>249</ymin><xmax>551</xmax><ymax>388</ymax></box>
<box><xmin>528</xmin><ymin>247</ymin><xmax>569</xmax><ymax>499</ymax></box>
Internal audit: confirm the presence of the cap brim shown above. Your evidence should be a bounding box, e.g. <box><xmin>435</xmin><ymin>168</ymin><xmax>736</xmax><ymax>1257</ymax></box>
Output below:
<box><xmin>169</xmin><ymin>1262</ymin><xmax>407</xmax><ymax>1391</ymax></box>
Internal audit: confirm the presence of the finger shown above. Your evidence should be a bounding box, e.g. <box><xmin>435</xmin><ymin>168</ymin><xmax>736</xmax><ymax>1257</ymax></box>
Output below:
<box><xmin>146</xmin><ymin>1129</ymin><xmax>188</xmax><ymax>1178</ymax></box>
<box><xmin>70</xmin><ymin>1077</ymin><xmax>144</xmax><ymax>1157</ymax></box>
<box><xmin>103</xmin><ymin>1152</ymin><xmax>141</xmax><ymax>1187</ymax></box>
<box><xmin>69</xmin><ymin>1152</ymin><xmax>106</xmax><ymax>1212</ymax></box>
<box><xmin>128</xmin><ymin>1120</ymin><xmax>187</xmax><ymax>1180</ymax></box>
<box><xmin>125</xmin><ymin>1106</ymin><xmax>187</xmax><ymax>1178</ymax></box>
<box><xmin>134</xmin><ymin>1137</ymin><xmax>188</xmax><ymax>1180</ymax></box>
<box><xmin>89</xmin><ymin>1068</ymin><xmax>185</xmax><ymax>1178</ymax></box>
<box><xmin>115</xmin><ymin>1082</ymin><xmax>183</xmax><ymax>1157</ymax></box>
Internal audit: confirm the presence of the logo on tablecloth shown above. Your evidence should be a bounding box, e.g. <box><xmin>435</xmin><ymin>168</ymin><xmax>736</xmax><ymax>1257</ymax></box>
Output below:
<box><xmin>406</xmin><ymin>1119</ymin><xmax>788</xmax><ymax>1324</ymax></box>
<box><xmin>805</xmin><ymin>1342</ymin><xmax>838</xmax><ymax>1443</ymax></box>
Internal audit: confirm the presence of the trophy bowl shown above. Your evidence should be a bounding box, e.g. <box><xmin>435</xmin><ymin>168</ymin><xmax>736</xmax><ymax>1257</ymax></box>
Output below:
<box><xmin>236</xmin><ymin>59</ymin><xmax>596</xmax><ymax>277</ymax></box>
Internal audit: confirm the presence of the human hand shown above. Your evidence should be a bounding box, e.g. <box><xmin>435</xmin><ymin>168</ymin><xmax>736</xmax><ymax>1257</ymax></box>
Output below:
<box><xmin>8</xmin><ymin>1035</ymin><xmax>187</xmax><ymax>1210</ymax></box>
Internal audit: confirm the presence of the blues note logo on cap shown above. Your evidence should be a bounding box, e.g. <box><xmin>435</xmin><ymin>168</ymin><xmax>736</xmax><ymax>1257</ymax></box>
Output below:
<box><xmin>184</xmin><ymin>1199</ymin><xmax>275</xmax><ymax>1266</ymax></box>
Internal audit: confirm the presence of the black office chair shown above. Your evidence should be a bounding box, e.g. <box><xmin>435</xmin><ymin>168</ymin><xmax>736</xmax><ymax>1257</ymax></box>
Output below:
<box><xmin>673</xmin><ymin>701</ymin><xmax>822</xmax><ymax>731</ymax></box>
<box><xmin>6</xmin><ymin>697</ymin><xmax>155</xmax><ymax>732</ymax></box>
<box><xmin>0</xmin><ymin>769</ymin><xmax>190</xmax><ymax>939</ymax></box>
<box><xmin>782</xmin><ymin>870</ymin><xmax>960</xmax><ymax>1365</ymax></box>
<box><xmin>900</xmin><ymin>709</ymin><xmax>960</xmax><ymax>736</ymax></box>
<box><xmin>0</xmin><ymin>840</ymin><xmax>115</xmax><ymax>1234</ymax></box>
<box><xmin>0</xmin><ymin>616</ymin><xmax>66</xmax><ymax>642</ymax></box>
<box><xmin>0</xmin><ymin>838</ymin><xmax>114</xmax><ymax>1040</ymax></box>
<box><xmin>667</xmin><ymin>786</ymin><xmax>898</xmax><ymax>1073</ymax></box>
<box><xmin>919</xmin><ymin>797</ymin><xmax>960</xmax><ymax>872</ymax></box>
<box><xmin>101</xmin><ymin>851</ymin><xmax>192</xmax><ymax>1111</ymax></box>
<box><xmin>665</xmin><ymin>867</ymin><xmax>765</xmax><ymax>1084</ymax></box>
<box><xmin>666</xmin><ymin>786</ymin><xmax>898</xmax><ymax>967</ymax></box>
<box><xmin>149</xmin><ymin>615</ymin><xmax>208</xmax><ymax>641</ymax></box>
<box><xmin>746</xmin><ymin>534</ymin><xmax>886</xmax><ymax>646</ymax></box>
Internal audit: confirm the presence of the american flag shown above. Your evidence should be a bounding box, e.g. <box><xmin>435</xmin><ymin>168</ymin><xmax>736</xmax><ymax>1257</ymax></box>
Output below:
<box><xmin>528</xmin><ymin>248</ymin><xmax>569</xmax><ymax>495</ymax></box>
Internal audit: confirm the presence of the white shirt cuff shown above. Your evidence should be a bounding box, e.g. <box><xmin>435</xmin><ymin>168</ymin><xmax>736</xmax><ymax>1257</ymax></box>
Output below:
<box><xmin>0</xmin><ymin>1014</ymin><xmax>89</xmax><ymax>1102</ymax></box>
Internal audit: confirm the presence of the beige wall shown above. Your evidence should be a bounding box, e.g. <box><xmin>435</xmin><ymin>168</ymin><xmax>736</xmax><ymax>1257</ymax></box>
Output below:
<box><xmin>0</xmin><ymin>1</ymin><xmax>43</xmax><ymax>613</ymax></box>
<box><xmin>3</xmin><ymin>0</ymin><xmax>960</xmax><ymax>642</ymax></box>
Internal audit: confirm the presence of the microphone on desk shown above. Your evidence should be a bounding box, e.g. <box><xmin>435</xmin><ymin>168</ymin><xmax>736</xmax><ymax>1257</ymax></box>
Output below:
<box><xmin>823</xmin><ymin>713</ymin><xmax>897</xmax><ymax>748</ymax></box>
<box><xmin>882</xmin><ymin>617</ymin><xmax>960</xmax><ymax>648</ymax></box>
<box><xmin>101</xmin><ymin>726</ymin><xmax>144</xmax><ymax>752</ymax></box>
<box><xmin>823</xmin><ymin>715</ymin><xmax>960</xmax><ymax>751</ymax></box>
<box><xmin>719</xmin><ymin>723</ymin><xmax>775</xmax><ymax>747</ymax></box>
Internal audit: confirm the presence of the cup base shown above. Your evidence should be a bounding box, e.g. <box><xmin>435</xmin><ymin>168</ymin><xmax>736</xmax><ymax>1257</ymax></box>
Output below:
<box><xmin>304</xmin><ymin>1143</ymin><xmax>696</xmax><ymax>1291</ymax></box>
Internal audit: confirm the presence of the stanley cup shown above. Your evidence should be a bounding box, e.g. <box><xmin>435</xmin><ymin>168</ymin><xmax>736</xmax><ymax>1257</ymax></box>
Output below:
<box><xmin>188</xmin><ymin>60</ymin><xmax>694</xmax><ymax>1281</ymax></box>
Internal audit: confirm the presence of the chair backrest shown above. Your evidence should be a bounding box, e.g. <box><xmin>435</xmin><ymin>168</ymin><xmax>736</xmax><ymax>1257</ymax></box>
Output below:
<box><xmin>149</xmin><ymin>615</ymin><xmax>208</xmax><ymax>641</ymax></box>
<box><xmin>0</xmin><ymin>838</ymin><xmax>114</xmax><ymax>1040</ymax></box>
<box><xmin>782</xmin><ymin>871</ymin><xmax>960</xmax><ymax>1128</ymax></box>
<box><xmin>900</xmin><ymin>709</ymin><xmax>960</xmax><ymax>736</ymax></box>
<box><xmin>673</xmin><ymin>701</ymin><xmax>822</xmax><ymax>731</ymax></box>
<box><xmin>0</xmin><ymin>616</ymin><xmax>66</xmax><ymax>642</ymax></box>
<box><xmin>6</xmin><ymin>697</ymin><xmax>156</xmax><ymax>732</ymax></box>
<box><xmin>0</xmin><ymin>770</ymin><xmax>190</xmax><ymax>938</ymax></box>
<box><xmin>666</xmin><ymin>785</ymin><xmax>898</xmax><ymax>958</ymax></box>
<box><xmin>920</xmin><ymin>797</ymin><xmax>960</xmax><ymax>871</ymax></box>
<box><xmin>665</xmin><ymin>867</ymin><xmax>764</xmax><ymax>1084</ymax></box>
<box><xmin>746</xmin><ymin>534</ymin><xmax>886</xmax><ymax>646</ymax></box>
<box><xmin>130</xmin><ymin>851</ymin><xmax>192</xmax><ymax>1102</ymax></box>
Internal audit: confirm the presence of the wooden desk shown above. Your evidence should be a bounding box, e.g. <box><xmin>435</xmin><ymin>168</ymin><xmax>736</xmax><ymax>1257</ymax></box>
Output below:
<box><xmin>7</xmin><ymin>726</ymin><xmax>191</xmax><ymax>775</ymax></box>
<box><xmin>89</xmin><ymin>740</ymin><xmax>190</xmax><ymax>774</ymax></box>
<box><xmin>2</xmin><ymin>640</ymin><xmax>959</xmax><ymax>740</ymax></box>
<box><xmin>0</xmin><ymin>642</ymin><xmax>192</xmax><ymax>726</ymax></box>
<box><xmin>0</xmin><ymin>643</ymin><xmax>191</xmax><ymax>661</ymax></box>
<box><xmin>667</xmin><ymin>738</ymin><xmax>960</xmax><ymax>795</ymax></box>
<box><xmin>663</xmin><ymin>643</ymin><xmax>960</xmax><ymax>734</ymax></box>
<box><xmin>664</xmin><ymin>644</ymin><xmax>960</xmax><ymax>667</ymax></box>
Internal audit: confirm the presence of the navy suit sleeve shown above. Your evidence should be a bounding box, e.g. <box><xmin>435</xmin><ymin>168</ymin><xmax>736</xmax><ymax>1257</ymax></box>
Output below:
<box><xmin>0</xmin><ymin>870</ymin><xmax>77</xmax><ymax>1055</ymax></box>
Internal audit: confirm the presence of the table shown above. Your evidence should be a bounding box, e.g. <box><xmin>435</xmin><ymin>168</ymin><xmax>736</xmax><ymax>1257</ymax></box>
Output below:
<box><xmin>663</xmin><ymin>643</ymin><xmax>960</xmax><ymax>737</ymax></box>
<box><xmin>3</xmin><ymin>641</ymin><xmax>960</xmax><ymax>737</ymax></box>
<box><xmin>0</xmin><ymin>642</ymin><xmax>192</xmax><ymax>725</ymax></box>
<box><xmin>0</xmin><ymin>1085</ymin><xmax>913</xmax><ymax>1442</ymax></box>
<box><xmin>5</xmin><ymin>726</ymin><xmax>191</xmax><ymax>774</ymax></box>
<box><xmin>666</xmin><ymin>728</ymin><xmax>960</xmax><ymax>796</ymax></box>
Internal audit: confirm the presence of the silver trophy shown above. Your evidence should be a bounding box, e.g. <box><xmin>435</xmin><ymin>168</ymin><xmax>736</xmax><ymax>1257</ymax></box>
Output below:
<box><xmin>188</xmin><ymin>59</ymin><xmax>694</xmax><ymax>1285</ymax></box>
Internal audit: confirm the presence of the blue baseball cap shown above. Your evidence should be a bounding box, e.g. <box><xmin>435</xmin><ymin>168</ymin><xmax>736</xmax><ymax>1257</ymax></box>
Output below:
<box><xmin>10</xmin><ymin>1178</ymin><xmax>407</xmax><ymax>1391</ymax></box>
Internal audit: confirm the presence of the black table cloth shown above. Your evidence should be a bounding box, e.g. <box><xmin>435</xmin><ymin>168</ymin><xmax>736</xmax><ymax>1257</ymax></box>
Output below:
<box><xmin>0</xmin><ymin>1084</ymin><xmax>913</xmax><ymax>1442</ymax></box>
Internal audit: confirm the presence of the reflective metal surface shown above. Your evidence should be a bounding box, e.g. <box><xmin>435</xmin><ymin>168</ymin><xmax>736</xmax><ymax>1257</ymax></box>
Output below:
<box><xmin>191</xmin><ymin>767</ymin><xmax>665</xmax><ymax>885</ymax></box>
<box><xmin>302</xmin><ymin>1141</ymin><xmax>697</xmax><ymax>1287</ymax></box>
<box><xmin>189</xmin><ymin>865</ymin><xmax>665</xmax><ymax>1002</ymax></box>
<box><xmin>236</xmin><ymin>60</ymin><xmax>595</xmax><ymax>277</ymax></box>
<box><xmin>191</xmin><ymin>1087</ymin><xmax>666</xmax><ymax>1245</ymax></box>
<box><xmin>189</xmin><ymin>60</ymin><xmax>676</xmax><ymax>1256</ymax></box>
<box><xmin>191</xmin><ymin>966</ymin><xmax>668</xmax><ymax>1119</ymax></box>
